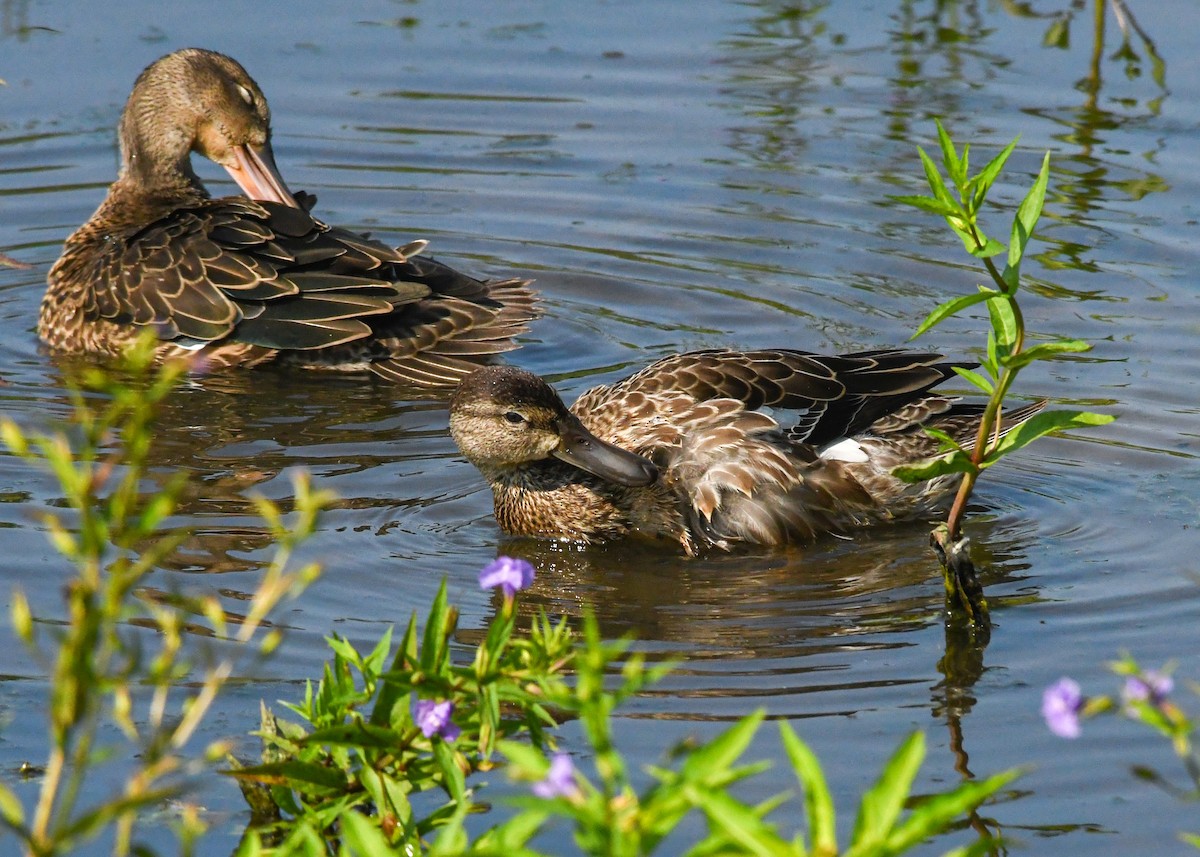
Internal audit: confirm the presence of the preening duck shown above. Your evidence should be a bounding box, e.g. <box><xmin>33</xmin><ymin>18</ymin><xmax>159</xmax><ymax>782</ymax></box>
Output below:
<box><xmin>41</xmin><ymin>48</ymin><xmax>538</xmax><ymax>386</ymax></box>
<box><xmin>449</xmin><ymin>348</ymin><xmax>1045</xmax><ymax>554</ymax></box>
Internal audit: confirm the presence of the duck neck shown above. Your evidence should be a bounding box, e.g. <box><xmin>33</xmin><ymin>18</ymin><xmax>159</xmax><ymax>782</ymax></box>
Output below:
<box><xmin>481</xmin><ymin>460</ymin><xmax>632</xmax><ymax>542</ymax></box>
<box><xmin>113</xmin><ymin>79</ymin><xmax>209</xmax><ymax>204</ymax></box>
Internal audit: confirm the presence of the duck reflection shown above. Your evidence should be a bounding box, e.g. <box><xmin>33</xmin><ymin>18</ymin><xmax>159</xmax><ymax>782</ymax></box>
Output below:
<box><xmin>474</xmin><ymin>515</ymin><xmax>1035</xmax><ymax>661</ymax></box>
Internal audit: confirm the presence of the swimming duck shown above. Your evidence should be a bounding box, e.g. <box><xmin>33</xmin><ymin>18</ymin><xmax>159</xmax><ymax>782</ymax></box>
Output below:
<box><xmin>449</xmin><ymin>348</ymin><xmax>1045</xmax><ymax>554</ymax></box>
<box><xmin>40</xmin><ymin>48</ymin><xmax>538</xmax><ymax>385</ymax></box>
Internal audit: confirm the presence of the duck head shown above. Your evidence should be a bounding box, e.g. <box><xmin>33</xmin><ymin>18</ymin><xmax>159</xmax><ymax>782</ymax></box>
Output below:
<box><xmin>450</xmin><ymin>365</ymin><xmax>658</xmax><ymax>487</ymax></box>
<box><xmin>118</xmin><ymin>48</ymin><xmax>298</xmax><ymax>207</ymax></box>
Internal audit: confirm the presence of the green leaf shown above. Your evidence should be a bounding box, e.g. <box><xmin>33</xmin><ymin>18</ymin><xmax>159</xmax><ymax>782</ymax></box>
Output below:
<box><xmin>10</xmin><ymin>590</ymin><xmax>33</xmax><ymax>645</ymax></box>
<box><xmin>325</xmin><ymin>635</ymin><xmax>361</xmax><ymax>665</ymax></box>
<box><xmin>986</xmin><ymin>292</ymin><xmax>1018</xmax><ymax>352</ymax></box>
<box><xmin>1178</xmin><ymin>832</ymin><xmax>1200</xmax><ymax>848</ymax></box>
<box><xmin>434</xmin><ymin>740</ymin><xmax>466</xmax><ymax>804</ymax></box>
<box><xmin>967</xmin><ymin>235</ymin><xmax>1007</xmax><ymax>259</ymax></box>
<box><xmin>891</xmin><ymin>194</ymin><xmax>963</xmax><ymax>218</ymax></box>
<box><xmin>0</xmin><ymin>782</ymin><xmax>25</xmax><ymax>830</ymax></box>
<box><xmin>496</xmin><ymin>739</ymin><xmax>552</xmax><ymax>777</ymax></box>
<box><xmin>303</xmin><ymin>722</ymin><xmax>405</xmax><ymax>749</ymax></box>
<box><xmin>884</xmin><ymin>767</ymin><xmax>1023</xmax><ymax>853</ymax></box>
<box><xmin>363</xmin><ymin>626</ymin><xmax>394</xmax><ymax>674</ymax></box>
<box><xmin>470</xmin><ymin>808</ymin><xmax>550</xmax><ymax>853</ymax></box>
<box><xmin>1043</xmin><ymin>16</ymin><xmax>1070</xmax><ymax>49</ymax></box>
<box><xmin>373</xmin><ymin>614</ymin><xmax>420</xmax><ymax>727</ymax></box>
<box><xmin>1004</xmin><ymin>150</ymin><xmax>1051</xmax><ymax>283</ymax></box>
<box><xmin>952</xmin><ymin>366</ymin><xmax>994</xmax><ymax>395</ymax></box>
<box><xmin>892</xmin><ymin>450</ymin><xmax>976</xmax><ymax>483</ymax></box>
<box><xmin>420</xmin><ymin>579</ymin><xmax>451</xmax><ymax>672</ymax></box>
<box><xmin>910</xmin><ymin>290</ymin><xmax>996</xmax><ymax>340</ymax></box>
<box><xmin>935</xmin><ymin>119</ymin><xmax>966</xmax><ymax>188</ymax></box>
<box><xmin>917</xmin><ymin>147</ymin><xmax>956</xmax><ymax>208</ymax></box>
<box><xmin>1000</xmin><ymin>339</ymin><xmax>1091</xmax><ymax>370</ymax></box>
<box><xmin>983</xmin><ymin>409</ymin><xmax>1115</xmax><ymax>463</ymax></box>
<box><xmin>984</xmin><ymin>329</ymin><xmax>1000</xmax><ymax>377</ymax></box>
<box><xmin>969</xmin><ymin>137</ymin><xmax>1019</xmax><ymax>212</ymax></box>
<box><xmin>689</xmin><ymin>787</ymin><xmax>791</xmax><ymax>857</ymax></box>
<box><xmin>226</xmin><ymin>759</ymin><xmax>348</xmax><ymax>791</ymax></box>
<box><xmin>780</xmin><ymin>722</ymin><xmax>836</xmax><ymax>856</ymax></box>
<box><xmin>681</xmin><ymin>710</ymin><xmax>764</xmax><ymax>783</ymax></box>
<box><xmin>339</xmin><ymin>810</ymin><xmax>394</xmax><ymax>855</ymax></box>
<box><xmin>851</xmin><ymin>732</ymin><xmax>925</xmax><ymax>847</ymax></box>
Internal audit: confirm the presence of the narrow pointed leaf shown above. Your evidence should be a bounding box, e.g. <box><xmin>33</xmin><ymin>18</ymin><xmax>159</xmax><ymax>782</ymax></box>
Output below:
<box><xmin>892</xmin><ymin>194</ymin><xmax>963</xmax><ymax>218</ymax></box>
<box><xmin>952</xmin><ymin>366</ymin><xmax>995</xmax><ymax>394</ymax></box>
<box><xmin>339</xmin><ymin>811</ymin><xmax>395</xmax><ymax>854</ymax></box>
<box><xmin>893</xmin><ymin>450</ymin><xmax>976</xmax><ymax>483</ymax></box>
<box><xmin>372</xmin><ymin>615</ymin><xmax>417</xmax><ymax>727</ymax></box>
<box><xmin>917</xmin><ymin>147</ymin><xmax>956</xmax><ymax>207</ymax></box>
<box><xmin>911</xmin><ymin>290</ymin><xmax>996</xmax><ymax>340</ymax></box>
<box><xmin>780</xmin><ymin>722</ymin><xmax>836</xmax><ymax>855</ymax></box>
<box><xmin>884</xmin><ymin>767</ymin><xmax>1023</xmax><ymax>852</ymax></box>
<box><xmin>303</xmin><ymin>722</ymin><xmax>404</xmax><ymax>749</ymax></box>
<box><xmin>935</xmin><ymin>120</ymin><xmax>965</xmax><ymax>187</ymax></box>
<box><xmin>1000</xmin><ymin>339</ymin><xmax>1091</xmax><ymax>370</ymax></box>
<box><xmin>689</xmin><ymin>787</ymin><xmax>792</xmax><ymax>857</ymax></box>
<box><xmin>225</xmin><ymin>759</ymin><xmax>347</xmax><ymax>790</ymax></box>
<box><xmin>420</xmin><ymin>579</ymin><xmax>451</xmax><ymax>672</ymax></box>
<box><xmin>986</xmin><ymin>293</ymin><xmax>1018</xmax><ymax>351</ymax></box>
<box><xmin>970</xmin><ymin>137</ymin><xmax>1019</xmax><ymax>211</ymax></box>
<box><xmin>434</xmin><ymin>740</ymin><xmax>466</xmax><ymax>803</ymax></box>
<box><xmin>983</xmin><ymin>410</ymin><xmax>1115</xmax><ymax>463</ymax></box>
<box><xmin>1005</xmin><ymin>151</ymin><xmax>1051</xmax><ymax>276</ymax></box>
<box><xmin>0</xmin><ymin>782</ymin><xmax>24</xmax><ymax>829</ymax></box>
<box><xmin>851</xmin><ymin>732</ymin><xmax>925</xmax><ymax>846</ymax></box>
<box><xmin>682</xmin><ymin>709</ymin><xmax>765</xmax><ymax>781</ymax></box>
<box><xmin>471</xmin><ymin>808</ymin><xmax>551</xmax><ymax>853</ymax></box>
<box><xmin>984</xmin><ymin>329</ymin><xmax>1000</xmax><ymax>376</ymax></box>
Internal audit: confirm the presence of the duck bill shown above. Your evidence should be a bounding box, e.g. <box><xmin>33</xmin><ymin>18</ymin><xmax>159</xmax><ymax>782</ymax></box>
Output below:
<box><xmin>551</xmin><ymin>414</ymin><xmax>658</xmax><ymax>488</ymax></box>
<box><xmin>225</xmin><ymin>143</ymin><xmax>300</xmax><ymax>208</ymax></box>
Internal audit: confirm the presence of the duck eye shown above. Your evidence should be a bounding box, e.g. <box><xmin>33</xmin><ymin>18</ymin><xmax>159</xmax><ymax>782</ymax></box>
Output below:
<box><xmin>503</xmin><ymin>411</ymin><xmax>526</xmax><ymax>425</ymax></box>
<box><xmin>236</xmin><ymin>84</ymin><xmax>255</xmax><ymax>107</ymax></box>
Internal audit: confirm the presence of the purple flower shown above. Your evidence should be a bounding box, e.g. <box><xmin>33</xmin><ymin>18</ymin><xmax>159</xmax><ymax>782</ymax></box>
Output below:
<box><xmin>532</xmin><ymin>752</ymin><xmax>579</xmax><ymax>799</ymax></box>
<box><xmin>478</xmin><ymin>556</ymin><xmax>535</xmax><ymax>598</ymax></box>
<box><xmin>413</xmin><ymin>699</ymin><xmax>461</xmax><ymax>742</ymax></box>
<box><xmin>1042</xmin><ymin>677</ymin><xmax>1084</xmax><ymax>739</ymax></box>
<box><xmin>1123</xmin><ymin>670</ymin><xmax>1174</xmax><ymax>707</ymax></box>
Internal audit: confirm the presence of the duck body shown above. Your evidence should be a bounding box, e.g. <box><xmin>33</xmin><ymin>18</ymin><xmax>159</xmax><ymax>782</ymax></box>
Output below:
<box><xmin>41</xmin><ymin>48</ymin><xmax>537</xmax><ymax>386</ymax></box>
<box><xmin>449</xmin><ymin>349</ymin><xmax>1045</xmax><ymax>555</ymax></box>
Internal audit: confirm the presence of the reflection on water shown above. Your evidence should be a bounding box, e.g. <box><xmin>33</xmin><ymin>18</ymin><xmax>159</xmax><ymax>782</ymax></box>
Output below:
<box><xmin>0</xmin><ymin>0</ymin><xmax>1198</xmax><ymax>853</ymax></box>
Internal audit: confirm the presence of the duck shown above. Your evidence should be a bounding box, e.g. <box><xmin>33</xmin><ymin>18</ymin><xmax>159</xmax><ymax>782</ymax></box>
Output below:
<box><xmin>40</xmin><ymin>48</ymin><xmax>538</xmax><ymax>386</ymax></box>
<box><xmin>448</xmin><ymin>348</ymin><xmax>1046</xmax><ymax>554</ymax></box>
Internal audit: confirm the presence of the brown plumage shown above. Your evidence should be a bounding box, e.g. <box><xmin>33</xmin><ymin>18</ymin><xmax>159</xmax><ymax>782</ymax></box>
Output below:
<box><xmin>40</xmin><ymin>48</ymin><xmax>538</xmax><ymax>385</ymax></box>
<box><xmin>448</xmin><ymin>348</ymin><xmax>1046</xmax><ymax>554</ymax></box>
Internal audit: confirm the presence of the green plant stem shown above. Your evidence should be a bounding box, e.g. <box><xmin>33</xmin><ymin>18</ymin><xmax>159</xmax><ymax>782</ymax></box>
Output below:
<box><xmin>942</xmin><ymin>231</ymin><xmax>1028</xmax><ymax>542</ymax></box>
<box><xmin>29</xmin><ymin>746</ymin><xmax>65</xmax><ymax>855</ymax></box>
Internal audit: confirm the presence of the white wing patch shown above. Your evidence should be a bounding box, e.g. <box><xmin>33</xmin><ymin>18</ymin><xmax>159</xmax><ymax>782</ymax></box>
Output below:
<box><xmin>818</xmin><ymin>436</ymin><xmax>869</xmax><ymax>463</ymax></box>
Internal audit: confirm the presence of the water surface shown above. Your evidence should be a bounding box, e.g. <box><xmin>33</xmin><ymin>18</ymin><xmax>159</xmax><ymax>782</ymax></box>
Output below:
<box><xmin>1</xmin><ymin>1</ymin><xmax>1198</xmax><ymax>853</ymax></box>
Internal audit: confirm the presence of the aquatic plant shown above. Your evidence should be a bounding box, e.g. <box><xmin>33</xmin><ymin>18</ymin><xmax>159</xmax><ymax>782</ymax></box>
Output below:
<box><xmin>0</xmin><ymin>335</ymin><xmax>328</xmax><ymax>857</ymax></box>
<box><xmin>237</xmin><ymin>566</ymin><xmax>1022</xmax><ymax>855</ymax></box>
<box><xmin>1041</xmin><ymin>656</ymin><xmax>1200</xmax><ymax>848</ymax></box>
<box><xmin>894</xmin><ymin>120</ymin><xmax>1114</xmax><ymax>621</ymax></box>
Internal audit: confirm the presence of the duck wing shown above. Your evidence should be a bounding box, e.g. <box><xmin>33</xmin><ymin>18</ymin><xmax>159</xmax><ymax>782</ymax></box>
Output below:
<box><xmin>86</xmin><ymin>196</ymin><xmax>426</xmax><ymax>350</ymax></box>
<box><xmin>575</xmin><ymin>348</ymin><xmax>966</xmax><ymax>447</ymax></box>
<box><xmin>363</xmin><ymin>254</ymin><xmax>539</xmax><ymax>387</ymax></box>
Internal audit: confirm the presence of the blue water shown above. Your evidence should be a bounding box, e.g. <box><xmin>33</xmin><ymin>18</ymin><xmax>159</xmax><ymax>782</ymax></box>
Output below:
<box><xmin>2</xmin><ymin>0</ymin><xmax>1199</xmax><ymax>853</ymax></box>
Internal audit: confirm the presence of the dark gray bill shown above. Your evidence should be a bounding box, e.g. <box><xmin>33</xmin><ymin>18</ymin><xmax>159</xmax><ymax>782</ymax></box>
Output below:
<box><xmin>552</xmin><ymin>414</ymin><xmax>658</xmax><ymax>487</ymax></box>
